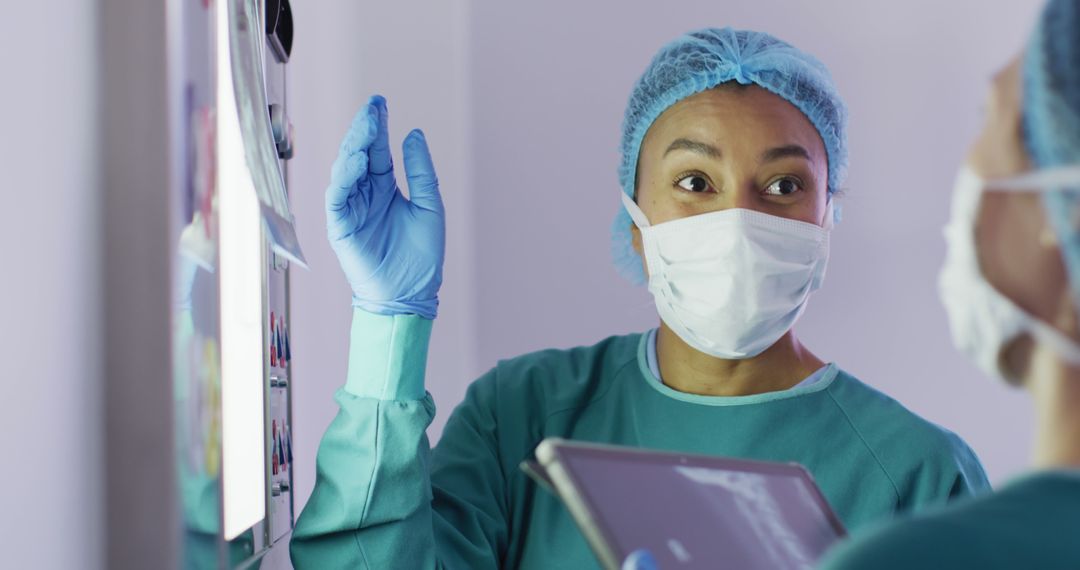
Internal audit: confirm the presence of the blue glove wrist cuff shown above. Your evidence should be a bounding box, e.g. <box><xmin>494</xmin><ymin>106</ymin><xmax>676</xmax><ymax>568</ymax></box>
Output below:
<box><xmin>352</xmin><ymin>296</ymin><xmax>439</xmax><ymax>321</ymax></box>
<box><xmin>345</xmin><ymin>308</ymin><xmax>433</xmax><ymax>400</ymax></box>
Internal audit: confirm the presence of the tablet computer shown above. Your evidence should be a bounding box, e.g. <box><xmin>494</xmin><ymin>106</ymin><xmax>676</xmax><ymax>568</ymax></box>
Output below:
<box><xmin>525</xmin><ymin>438</ymin><xmax>846</xmax><ymax>570</ymax></box>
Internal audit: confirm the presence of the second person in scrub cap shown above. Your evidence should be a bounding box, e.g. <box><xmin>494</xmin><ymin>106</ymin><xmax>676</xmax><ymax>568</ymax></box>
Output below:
<box><xmin>822</xmin><ymin>0</ymin><xmax>1080</xmax><ymax>567</ymax></box>
<box><xmin>291</xmin><ymin>27</ymin><xmax>990</xmax><ymax>569</ymax></box>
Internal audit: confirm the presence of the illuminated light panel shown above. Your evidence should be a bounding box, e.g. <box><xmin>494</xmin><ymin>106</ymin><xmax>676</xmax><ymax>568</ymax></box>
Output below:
<box><xmin>217</xmin><ymin>0</ymin><xmax>267</xmax><ymax>541</ymax></box>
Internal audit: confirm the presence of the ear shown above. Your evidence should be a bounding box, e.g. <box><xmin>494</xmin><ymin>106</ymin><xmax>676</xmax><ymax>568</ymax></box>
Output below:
<box><xmin>1036</xmin><ymin>221</ymin><xmax>1080</xmax><ymax>341</ymax></box>
<box><xmin>630</xmin><ymin>222</ymin><xmax>649</xmax><ymax>278</ymax></box>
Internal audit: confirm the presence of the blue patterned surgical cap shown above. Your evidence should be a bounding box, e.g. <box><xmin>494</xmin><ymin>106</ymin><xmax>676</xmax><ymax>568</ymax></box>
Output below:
<box><xmin>1024</xmin><ymin>0</ymin><xmax>1080</xmax><ymax>312</ymax></box>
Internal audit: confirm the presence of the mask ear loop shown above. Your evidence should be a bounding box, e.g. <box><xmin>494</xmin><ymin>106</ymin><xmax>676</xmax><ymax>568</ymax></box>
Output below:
<box><xmin>821</xmin><ymin>199</ymin><xmax>836</xmax><ymax>231</ymax></box>
<box><xmin>619</xmin><ymin>191</ymin><xmax>658</xmax><ymax>283</ymax></box>
<box><xmin>1030</xmin><ymin>320</ymin><xmax>1080</xmax><ymax>367</ymax></box>
<box><xmin>983</xmin><ymin>165</ymin><xmax>1080</xmax><ymax>191</ymax></box>
<box><xmin>620</xmin><ymin>191</ymin><xmax>652</xmax><ymax>229</ymax></box>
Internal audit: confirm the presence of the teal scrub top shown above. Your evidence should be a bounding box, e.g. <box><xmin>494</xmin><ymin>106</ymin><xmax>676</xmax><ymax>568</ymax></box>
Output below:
<box><xmin>818</xmin><ymin>470</ymin><xmax>1080</xmax><ymax>569</ymax></box>
<box><xmin>290</xmin><ymin>310</ymin><xmax>990</xmax><ymax>569</ymax></box>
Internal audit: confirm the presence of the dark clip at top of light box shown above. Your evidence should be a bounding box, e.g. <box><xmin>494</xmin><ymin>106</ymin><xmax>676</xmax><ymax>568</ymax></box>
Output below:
<box><xmin>265</xmin><ymin>0</ymin><xmax>293</xmax><ymax>63</ymax></box>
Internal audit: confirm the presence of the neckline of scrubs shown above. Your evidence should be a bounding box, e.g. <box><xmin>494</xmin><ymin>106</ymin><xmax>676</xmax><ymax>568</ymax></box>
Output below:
<box><xmin>635</xmin><ymin>330</ymin><xmax>840</xmax><ymax>407</ymax></box>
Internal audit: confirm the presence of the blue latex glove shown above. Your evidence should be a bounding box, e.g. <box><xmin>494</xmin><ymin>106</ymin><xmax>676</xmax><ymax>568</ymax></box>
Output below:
<box><xmin>326</xmin><ymin>95</ymin><xmax>445</xmax><ymax>319</ymax></box>
<box><xmin>622</xmin><ymin>549</ymin><xmax>659</xmax><ymax>570</ymax></box>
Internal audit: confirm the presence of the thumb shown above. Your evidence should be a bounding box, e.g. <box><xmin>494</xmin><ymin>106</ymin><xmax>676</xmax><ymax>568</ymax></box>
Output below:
<box><xmin>403</xmin><ymin>129</ymin><xmax>443</xmax><ymax>214</ymax></box>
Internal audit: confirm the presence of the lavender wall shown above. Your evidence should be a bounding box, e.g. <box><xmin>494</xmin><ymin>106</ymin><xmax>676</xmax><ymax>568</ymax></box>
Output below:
<box><xmin>468</xmin><ymin>0</ymin><xmax>1043</xmax><ymax>483</ymax></box>
<box><xmin>2</xmin><ymin>2</ymin><xmax>103</xmax><ymax>568</ymax></box>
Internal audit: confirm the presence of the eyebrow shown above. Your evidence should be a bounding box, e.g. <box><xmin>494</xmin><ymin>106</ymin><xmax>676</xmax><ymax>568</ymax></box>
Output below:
<box><xmin>663</xmin><ymin>139</ymin><xmax>811</xmax><ymax>164</ymax></box>
<box><xmin>760</xmin><ymin>144</ymin><xmax>811</xmax><ymax>163</ymax></box>
<box><xmin>664</xmin><ymin>138</ymin><xmax>722</xmax><ymax>159</ymax></box>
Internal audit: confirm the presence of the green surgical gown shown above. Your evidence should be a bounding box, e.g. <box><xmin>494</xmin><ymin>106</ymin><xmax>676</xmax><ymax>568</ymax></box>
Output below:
<box><xmin>818</xmin><ymin>470</ymin><xmax>1080</xmax><ymax>569</ymax></box>
<box><xmin>290</xmin><ymin>310</ymin><xmax>990</xmax><ymax>569</ymax></box>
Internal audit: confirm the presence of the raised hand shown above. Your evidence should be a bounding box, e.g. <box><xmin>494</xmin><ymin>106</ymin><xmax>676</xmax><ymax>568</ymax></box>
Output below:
<box><xmin>326</xmin><ymin>95</ymin><xmax>445</xmax><ymax>319</ymax></box>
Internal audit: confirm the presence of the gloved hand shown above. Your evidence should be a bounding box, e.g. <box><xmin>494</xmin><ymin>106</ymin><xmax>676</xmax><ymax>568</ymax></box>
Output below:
<box><xmin>326</xmin><ymin>95</ymin><xmax>445</xmax><ymax>319</ymax></box>
<box><xmin>622</xmin><ymin>549</ymin><xmax>659</xmax><ymax>570</ymax></box>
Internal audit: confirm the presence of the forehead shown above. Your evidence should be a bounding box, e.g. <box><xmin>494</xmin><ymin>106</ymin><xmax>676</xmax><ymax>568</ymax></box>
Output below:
<box><xmin>642</xmin><ymin>85</ymin><xmax>824</xmax><ymax>159</ymax></box>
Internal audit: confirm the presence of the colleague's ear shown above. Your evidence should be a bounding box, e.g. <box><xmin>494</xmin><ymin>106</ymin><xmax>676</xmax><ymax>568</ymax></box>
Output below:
<box><xmin>1051</xmin><ymin>272</ymin><xmax>1080</xmax><ymax>343</ymax></box>
<box><xmin>1034</xmin><ymin>217</ymin><xmax>1080</xmax><ymax>342</ymax></box>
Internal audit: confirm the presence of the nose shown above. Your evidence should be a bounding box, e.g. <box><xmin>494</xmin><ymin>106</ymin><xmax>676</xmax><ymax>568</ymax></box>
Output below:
<box><xmin>730</xmin><ymin>191</ymin><xmax>758</xmax><ymax>211</ymax></box>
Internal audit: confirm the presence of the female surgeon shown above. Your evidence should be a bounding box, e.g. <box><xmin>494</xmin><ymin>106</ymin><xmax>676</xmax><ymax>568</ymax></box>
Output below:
<box><xmin>290</xmin><ymin>28</ymin><xmax>989</xmax><ymax>569</ymax></box>
<box><xmin>820</xmin><ymin>0</ymin><xmax>1080</xmax><ymax>568</ymax></box>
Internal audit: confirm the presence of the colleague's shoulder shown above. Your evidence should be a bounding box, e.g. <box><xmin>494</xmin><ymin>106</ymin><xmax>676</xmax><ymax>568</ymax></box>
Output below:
<box><xmin>822</xmin><ymin>472</ymin><xmax>1080</xmax><ymax>570</ymax></box>
<box><xmin>826</xmin><ymin>369</ymin><xmax>985</xmax><ymax>477</ymax></box>
<box><xmin>818</xmin><ymin>511</ymin><xmax>986</xmax><ymax>570</ymax></box>
<box><xmin>984</xmin><ymin>471</ymin><xmax>1080</xmax><ymax>529</ymax></box>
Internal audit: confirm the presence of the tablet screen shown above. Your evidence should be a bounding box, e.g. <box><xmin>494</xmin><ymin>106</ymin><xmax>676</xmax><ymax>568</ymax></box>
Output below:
<box><xmin>557</xmin><ymin>446</ymin><xmax>845</xmax><ymax>570</ymax></box>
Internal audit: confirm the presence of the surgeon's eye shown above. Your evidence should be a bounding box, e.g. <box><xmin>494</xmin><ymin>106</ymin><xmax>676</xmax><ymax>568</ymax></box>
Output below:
<box><xmin>763</xmin><ymin>176</ymin><xmax>804</xmax><ymax>197</ymax></box>
<box><xmin>675</xmin><ymin>173</ymin><xmax>715</xmax><ymax>193</ymax></box>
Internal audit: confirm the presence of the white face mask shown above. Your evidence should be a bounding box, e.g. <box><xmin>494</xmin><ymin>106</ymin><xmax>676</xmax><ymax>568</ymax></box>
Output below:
<box><xmin>939</xmin><ymin>165</ymin><xmax>1080</xmax><ymax>383</ymax></box>
<box><xmin>622</xmin><ymin>193</ymin><xmax>832</xmax><ymax>359</ymax></box>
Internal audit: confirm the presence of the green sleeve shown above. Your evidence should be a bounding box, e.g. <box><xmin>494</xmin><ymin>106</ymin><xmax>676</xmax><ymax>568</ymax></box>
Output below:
<box><xmin>945</xmin><ymin>432</ymin><xmax>992</xmax><ymax>498</ymax></box>
<box><xmin>290</xmin><ymin>309</ymin><xmax>437</xmax><ymax>569</ymax></box>
<box><xmin>427</xmin><ymin>367</ymin><xmax>510</xmax><ymax>568</ymax></box>
<box><xmin>902</xmin><ymin>431</ymin><xmax>991</xmax><ymax>511</ymax></box>
<box><xmin>290</xmin><ymin>309</ymin><xmax>509</xmax><ymax>570</ymax></box>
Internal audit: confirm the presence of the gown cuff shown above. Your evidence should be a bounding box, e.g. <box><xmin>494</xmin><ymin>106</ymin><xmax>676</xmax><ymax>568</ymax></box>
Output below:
<box><xmin>345</xmin><ymin>308</ymin><xmax>432</xmax><ymax>401</ymax></box>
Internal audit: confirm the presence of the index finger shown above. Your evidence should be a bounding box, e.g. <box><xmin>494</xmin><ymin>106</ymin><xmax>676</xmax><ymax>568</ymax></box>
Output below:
<box><xmin>338</xmin><ymin>103</ymin><xmax>378</xmax><ymax>159</ymax></box>
<box><xmin>368</xmin><ymin>95</ymin><xmax>393</xmax><ymax>176</ymax></box>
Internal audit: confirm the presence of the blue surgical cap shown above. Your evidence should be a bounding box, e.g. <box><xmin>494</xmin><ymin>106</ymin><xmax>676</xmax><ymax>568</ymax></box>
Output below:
<box><xmin>612</xmin><ymin>27</ymin><xmax>849</xmax><ymax>284</ymax></box>
<box><xmin>1024</xmin><ymin>0</ymin><xmax>1080</xmax><ymax>310</ymax></box>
